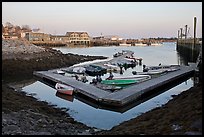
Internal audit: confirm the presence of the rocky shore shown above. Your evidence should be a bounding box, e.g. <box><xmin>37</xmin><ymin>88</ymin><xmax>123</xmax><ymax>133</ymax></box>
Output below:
<box><xmin>2</xmin><ymin>39</ymin><xmax>106</xmax><ymax>135</ymax></box>
<box><xmin>2</xmin><ymin>39</ymin><xmax>202</xmax><ymax>135</ymax></box>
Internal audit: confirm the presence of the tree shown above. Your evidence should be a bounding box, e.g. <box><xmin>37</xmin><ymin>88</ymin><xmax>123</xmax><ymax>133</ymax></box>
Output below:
<box><xmin>5</xmin><ymin>22</ymin><xmax>14</xmax><ymax>28</ymax></box>
<box><xmin>21</xmin><ymin>25</ymin><xmax>31</xmax><ymax>31</ymax></box>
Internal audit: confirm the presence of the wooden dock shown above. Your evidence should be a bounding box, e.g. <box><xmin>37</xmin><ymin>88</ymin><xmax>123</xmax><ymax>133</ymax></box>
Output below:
<box><xmin>101</xmin><ymin>64</ymin><xmax>196</xmax><ymax>106</ymax></box>
<box><xmin>33</xmin><ymin>71</ymin><xmax>110</xmax><ymax>101</ymax></box>
<box><xmin>33</xmin><ymin>63</ymin><xmax>196</xmax><ymax>107</ymax></box>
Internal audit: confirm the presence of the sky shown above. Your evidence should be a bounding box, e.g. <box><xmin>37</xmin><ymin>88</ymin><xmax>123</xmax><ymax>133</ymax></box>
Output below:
<box><xmin>2</xmin><ymin>2</ymin><xmax>202</xmax><ymax>39</ymax></box>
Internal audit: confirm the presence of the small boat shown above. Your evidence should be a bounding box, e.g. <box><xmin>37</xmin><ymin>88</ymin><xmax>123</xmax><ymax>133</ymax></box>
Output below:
<box><xmin>72</xmin><ymin>66</ymin><xmax>86</xmax><ymax>74</ymax></box>
<box><xmin>124</xmin><ymin>57</ymin><xmax>136</xmax><ymax>62</ymax></box>
<box><xmin>113</xmin><ymin>52</ymin><xmax>123</xmax><ymax>57</ymax></box>
<box><xmin>112</xmin><ymin>74</ymin><xmax>151</xmax><ymax>82</ymax></box>
<box><xmin>55</xmin><ymin>83</ymin><xmax>74</xmax><ymax>95</ymax></box>
<box><xmin>62</xmin><ymin>66</ymin><xmax>86</xmax><ymax>74</ymax></box>
<box><xmin>144</xmin><ymin>64</ymin><xmax>180</xmax><ymax>72</ymax></box>
<box><xmin>85</xmin><ymin>64</ymin><xmax>107</xmax><ymax>76</ymax></box>
<box><xmin>132</xmin><ymin>69</ymin><xmax>167</xmax><ymax>76</ymax></box>
<box><xmin>101</xmin><ymin>79</ymin><xmax>138</xmax><ymax>86</ymax></box>
<box><xmin>104</xmin><ymin>63</ymin><xmax>121</xmax><ymax>72</ymax></box>
<box><xmin>56</xmin><ymin>70</ymin><xmax>65</xmax><ymax>75</ymax></box>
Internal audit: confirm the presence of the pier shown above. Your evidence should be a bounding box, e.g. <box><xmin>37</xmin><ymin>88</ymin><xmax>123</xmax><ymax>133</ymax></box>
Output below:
<box><xmin>176</xmin><ymin>17</ymin><xmax>202</xmax><ymax>63</ymax></box>
<box><xmin>33</xmin><ymin>62</ymin><xmax>196</xmax><ymax>107</ymax></box>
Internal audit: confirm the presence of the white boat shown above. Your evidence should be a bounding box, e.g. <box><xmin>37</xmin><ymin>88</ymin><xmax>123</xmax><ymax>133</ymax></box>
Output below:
<box><xmin>145</xmin><ymin>64</ymin><xmax>180</xmax><ymax>72</ymax></box>
<box><xmin>124</xmin><ymin>57</ymin><xmax>136</xmax><ymax>62</ymax></box>
<box><xmin>55</xmin><ymin>83</ymin><xmax>74</xmax><ymax>95</ymax></box>
<box><xmin>72</xmin><ymin>66</ymin><xmax>86</xmax><ymax>74</ymax></box>
<box><xmin>133</xmin><ymin>69</ymin><xmax>167</xmax><ymax>75</ymax></box>
<box><xmin>112</xmin><ymin>74</ymin><xmax>151</xmax><ymax>82</ymax></box>
<box><xmin>56</xmin><ymin>70</ymin><xmax>65</xmax><ymax>75</ymax></box>
<box><xmin>104</xmin><ymin>63</ymin><xmax>121</xmax><ymax>72</ymax></box>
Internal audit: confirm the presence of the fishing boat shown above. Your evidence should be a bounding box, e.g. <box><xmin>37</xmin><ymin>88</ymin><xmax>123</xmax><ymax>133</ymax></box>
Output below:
<box><xmin>101</xmin><ymin>79</ymin><xmax>138</xmax><ymax>86</ymax></box>
<box><xmin>55</xmin><ymin>83</ymin><xmax>74</xmax><ymax>95</ymax></box>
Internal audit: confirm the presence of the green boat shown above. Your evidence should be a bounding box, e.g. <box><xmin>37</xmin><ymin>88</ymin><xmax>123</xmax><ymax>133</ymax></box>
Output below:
<box><xmin>101</xmin><ymin>79</ymin><xmax>138</xmax><ymax>86</ymax></box>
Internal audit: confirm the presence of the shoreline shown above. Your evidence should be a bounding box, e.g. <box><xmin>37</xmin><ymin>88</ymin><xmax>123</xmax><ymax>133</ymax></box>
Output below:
<box><xmin>2</xmin><ymin>39</ymin><xmax>202</xmax><ymax>135</ymax></box>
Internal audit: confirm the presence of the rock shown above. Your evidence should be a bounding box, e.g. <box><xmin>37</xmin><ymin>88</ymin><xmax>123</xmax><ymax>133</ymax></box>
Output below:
<box><xmin>184</xmin><ymin>131</ymin><xmax>202</xmax><ymax>135</ymax></box>
<box><xmin>190</xmin><ymin>119</ymin><xmax>202</xmax><ymax>130</ymax></box>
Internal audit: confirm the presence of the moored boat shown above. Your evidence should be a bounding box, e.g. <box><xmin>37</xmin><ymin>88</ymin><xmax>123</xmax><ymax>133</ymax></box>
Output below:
<box><xmin>62</xmin><ymin>66</ymin><xmax>86</xmax><ymax>74</ymax></box>
<box><xmin>112</xmin><ymin>74</ymin><xmax>151</xmax><ymax>82</ymax></box>
<box><xmin>101</xmin><ymin>79</ymin><xmax>138</xmax><ymax>86</ymax></box>
<box><xmin>144</xmin><ymin>64</ymin><xmax>180</xmax><ymax>72</ymax></box>
<box><xmin>85</xmin><ymin>64</ymin><xmax>107</xmax><ymax>76</ymax></box>
<box><xmin>104</xmin><ymin>63</ymin><xmax>121</xmax><ymax>73</ymax></box>
<box><xmin>55</xmin><ymin>83</ymin><xmax>74</xmax><ymax>95</ymax></box>
<box><xmin>132</xmin><ymin>69</ymin><xmax>167</xmax><ymax>76</ymax></box>
<box><xmin>56</xmin><ymin>70</ymin><xmax>65</xmax><ymax>75</ymax></box>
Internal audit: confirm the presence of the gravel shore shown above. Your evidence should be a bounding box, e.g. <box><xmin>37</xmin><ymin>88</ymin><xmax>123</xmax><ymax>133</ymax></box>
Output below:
<box><xmin>2</xmin><ymin>39</ymin><xmax>202</xmax><ymax>135</ymax></box>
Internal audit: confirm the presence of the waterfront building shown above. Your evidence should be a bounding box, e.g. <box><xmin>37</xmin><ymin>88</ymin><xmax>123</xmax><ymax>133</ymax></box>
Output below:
<box><xmin>66</xmin><ymin>32</ymin><xmax>90</xmax><ymax>45</ymax></box>
<box><xmin>50</xmin><ymin>35</ymin><xmax>69</xmax><ymax>42</ymax></box>
<box><xmin>25</xmin><ymin>32</ymin><xmax>51</xmax><ymax>41</ymax></box>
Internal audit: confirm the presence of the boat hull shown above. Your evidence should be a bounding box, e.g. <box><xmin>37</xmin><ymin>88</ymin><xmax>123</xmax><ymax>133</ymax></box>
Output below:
<box><xmin>57</xmin><ymin>89</ymin><xmax>73</xmax><ymax>95</ymax></box>
<box><xmin>55</xmin><ymin>83</ymin><xmax>74</xmax><ymax>95</ymax></box>
<box><xmin>101</xmin><ymin>79</ymin><xmax>138</xmax><ymax>86</ymax></box>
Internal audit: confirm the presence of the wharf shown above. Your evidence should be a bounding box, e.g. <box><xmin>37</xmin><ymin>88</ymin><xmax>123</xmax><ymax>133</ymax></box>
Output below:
<box><xmin>33</xmin><ymin>62</ymin><xmax>196</xmax><ymax>107</ymax></box>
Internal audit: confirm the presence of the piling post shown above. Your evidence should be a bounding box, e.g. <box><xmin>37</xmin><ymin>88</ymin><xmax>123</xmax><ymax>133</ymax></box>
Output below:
<box><xmin>193</xmin><ymin>17</ymin><xmax>197</xmax><ymax>48</ymax></box>
<box><xmin>178</xmin><ymin>30</ymin><xmax>180</xmax><ymax>39</ymax></box>
<box><xmin>180</xmin><ymin>28</ymin><xmax>183</xmax><ymax>39</ymax></box>
<box><xmin>185</xmin><ymin>25</ymin><xmax>188</xmax><ymax>39</ymax></box>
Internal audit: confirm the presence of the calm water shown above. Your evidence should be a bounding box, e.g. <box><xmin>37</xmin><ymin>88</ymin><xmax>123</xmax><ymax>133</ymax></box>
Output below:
<box><xmin>22</xmin><ymin>42</ymin><xmax>194</xmax><ymax>130</ymax></box>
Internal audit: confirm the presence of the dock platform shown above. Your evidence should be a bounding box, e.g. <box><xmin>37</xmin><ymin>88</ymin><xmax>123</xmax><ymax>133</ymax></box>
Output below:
<box><xmin>33</xmin><ymin>63</ymin><xmax>196</xmax><ymax>107</ymax></box>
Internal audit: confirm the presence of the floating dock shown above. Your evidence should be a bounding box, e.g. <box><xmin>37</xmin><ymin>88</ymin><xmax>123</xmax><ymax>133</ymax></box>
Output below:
<box><xmin>33</xmin><ymin>62</ymin><xmax>196</xmax><ymax>107</ymax></box>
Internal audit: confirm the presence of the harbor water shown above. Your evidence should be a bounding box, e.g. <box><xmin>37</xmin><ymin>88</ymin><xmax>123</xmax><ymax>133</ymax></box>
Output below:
<box><xmin>21</xmin><ymin>42</ymin><xmax>194</xmax><ymax>130</ymax></box>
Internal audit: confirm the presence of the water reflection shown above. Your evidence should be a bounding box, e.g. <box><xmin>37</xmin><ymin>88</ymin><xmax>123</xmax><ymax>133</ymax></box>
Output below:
<box><xmin>22</xmin><ymin>78</ymin><xmax>193</xmax><ymax>130</ymax></box>
<box><xmin>56</xmin><ymin>92</ymin><xmax>74</xmax><ymax>102</ymax></box>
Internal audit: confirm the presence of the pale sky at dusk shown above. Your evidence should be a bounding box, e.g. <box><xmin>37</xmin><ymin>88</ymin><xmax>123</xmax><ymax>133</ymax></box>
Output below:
<box><xmin>2</xmin><ymin>2</ymin><xmax>202</xmax><ymax>39</ymax></box>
